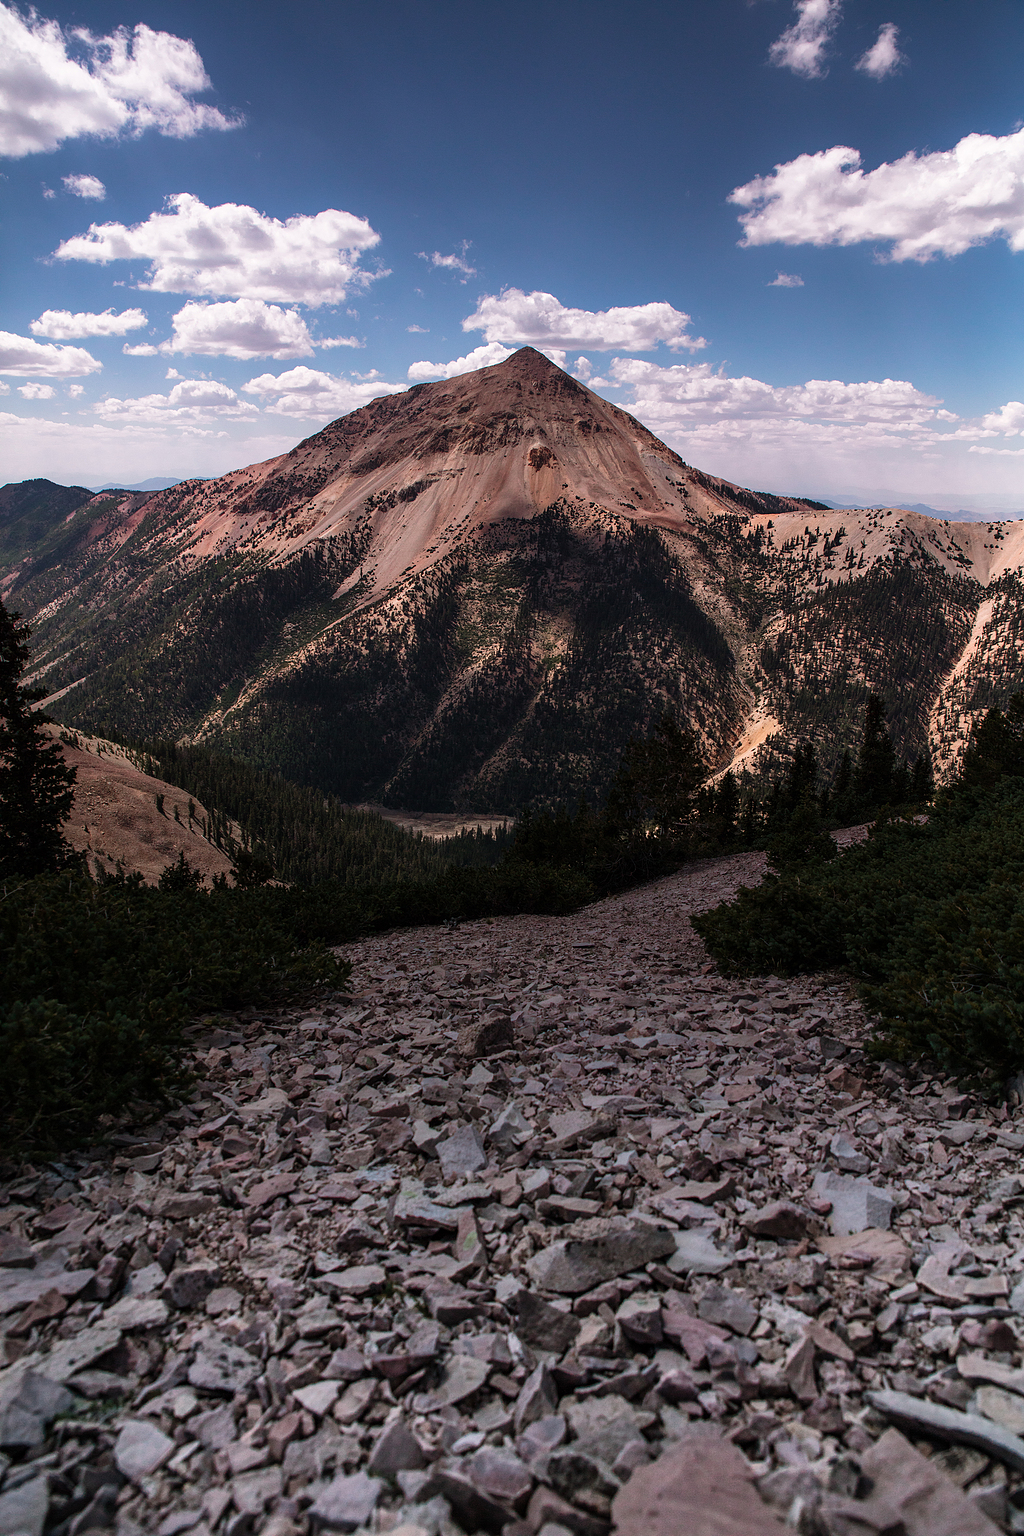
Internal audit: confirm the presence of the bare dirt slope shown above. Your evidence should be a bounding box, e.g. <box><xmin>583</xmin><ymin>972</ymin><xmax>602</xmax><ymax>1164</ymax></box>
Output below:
<box><xmin>54</xmin><ymin>728</ymin><xmax>235</xmax><ymax>885</ymax></box>
<box><xmin>1</xmin><ymin>837</ymin><xmax>1017</xmax><ymax>1532</ymax></box>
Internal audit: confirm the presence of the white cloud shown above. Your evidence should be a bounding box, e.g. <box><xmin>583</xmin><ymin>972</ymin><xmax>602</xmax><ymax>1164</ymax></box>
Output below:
<box><xmin>419</xmin><ymin>245</ymin><xmax>476</xmax><ymax>281</ymax></box>
<box><xmin>55</xmin><ymin>193</ymin><xmax>383</xmax><ymax>306</ymax></box>
<box><xmin>856</xmin><ymin>23</ymin><xmax>904</xmax><ymax>80</ymax></box>
<box><xmin>242</xmin><ymin>365</ymin><xmax>404</xmax><ymax>418</ymax></box>
<box><xmin>980</xmin><ymin>400</ymin><xmax>1024</xmax><ymax>435</ymax></box>
<box><xmin>123</xmin><ymin>342</ymin><xmax>159</xmax><ymax>356</ymax></box>
<box><xmin>18</xmin><ymin>381</ymin><xmax>56</xmax><ymax>399</ymax></box>
<box><xmin>408</xmin><ymin>342</ymin><xmax>515</xmax><ymax>382</ymax></box>
<box><xmin>0</xmin><ymin>331</ymin><xmax>101</xmax><ymax>376</ymax></box>
<box><xmin>463</xmin><ymin>288</ymin><xmax>706</xmax><ymax>353</ymax></box>
<box><xmin>31</xmin><ymin>306</ymin><xmax>147</xmax><ymax>338</ymax></box>
<box><xmin>62</xmin><ymin>171</ymin><xmax>105</xmax><ymax>199</ymax></box>
<box><xmin>0</xmin><ymin>6</ymin><xmax>239</xmax><ymax>158</ymax></box>
<box><xmin>318</xmin><ymin>334</ymin><xmax>363</xmax><ymax>349</ymax></box>
<box><xmin>606</xmin><ymin>357</ymin><xmax>946</xmax><ymax>432</ymax></box>
<box><xmin>163</xmin><ymin>299</ymin><xmax>314</xmax><ymax>360</ymax></box>
<box><xmin>94</xmin><ymin>377</ymin><xmax>258</xmax><ymax>425</ymax></box>
<box><xmin>67</xmin><ymin>383</ymin><xmax>84</xmax><ymax>396</ymax></box>
<box><xmin>768</xmin><ymin>0</ymin><xmax>841</xmax><ymax>79</ymax></box>
<box><xmin>730</xmin><ymin>125</ymin><xmax>1024</xmax><ymax>261</ymax></box>
<box><xmin>769</xmin><ymin>272</ymin><xmax>804</xmax><ymax>287</ymax></box>
<box><xmin>407</xmin><ymin>324</ymin><xmax>428</xmax><ymax>333</ymax></box>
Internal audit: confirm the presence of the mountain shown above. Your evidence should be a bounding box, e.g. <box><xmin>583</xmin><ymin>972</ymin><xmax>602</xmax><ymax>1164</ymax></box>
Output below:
<box><xmin>3</xmin><ymin>348</ymin><xmax>1023</xmax><ymax>809</ymax></box>
<box><xmin>88</xmin><ymin>478</ymin><xmax>185</xmax><ymax>493</ymax></box>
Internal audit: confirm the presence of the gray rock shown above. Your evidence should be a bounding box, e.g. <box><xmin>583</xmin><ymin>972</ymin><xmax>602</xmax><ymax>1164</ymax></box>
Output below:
<box><xmin>393</xmin><ymin>1180</ymin><xmax>463</xmax><ymax>1232</ymax></box>
<box><xmin>488</xmin><ymin>1101</ymin><xmax>533</xmax><ymax>1153</ymax></box>
<box><xmin>367</xmin><ymin>1417</ymin><xmax>426</xmax><ymax>1476</ymax></box>
<box><xmin>0</xmin><ymin>1475</ymin><xmax>49</xmax><ymax>1536</ymax></box>
<box><xmin>114</xmin><ymin>1419</ymin><xmax>176</xmax><ymax>1482</ymax></box>
<box><xmin>309</xmin><ymin>1470</ymin><xmax>383</xmax><ymax>1532</ymax></box>
<box><xmin>457</xmin><ymin>1012</ymin><xmax>514</xmax><ymax>1058</ymax></box>
<box><xmin>867</xmin><ymin>1388</ymin><xmax>1024</xmax><ymax>1473</ymax></box>
<box><xmin>830</xmin><ymin>1131</ymin><xmax>871</xmax><ymax>1175</ymax></box>
<box><xmin>469</xmin><ymin>1445</ymin><xmax>534</xmax><ymax>1502</ymax></box>
<box><xmin>616</xmin><ymin>1293</ymin><xmax>663</xmax><ymax>1346</ymax></box>
<box><xmin>525</xmin><ymin>1217</ymin><xmax>676</xmax><ymax>1294</ymax></box>
<box><xmin>564</xmin><ymin>1395</ymin><xmax>645</xmax><ymax>1464</ymax></box>
<box><xmin>516</xmin><ymin>1291</ymin><xmax>581</xmax><ymax>1353</ymax></box>
<box><xmin>103</xmin><ymin>1295</ymin><xmax>169</xmax><ymax>1331</ymax></box>
<box><xmin>434</xmin><ymin>1354</ymin><xmax>491</xmax><ymax>1406</ymax></box>
<box><xmin>192</xmin><ymin>1404</ymin><xmax>237</xmax><ymax>1450</ymax></box>
<box><xmin>697</xmin><ymin>1286</ymin><xmax>758</xmax><ymax>1337</ymax></box>
<box><xmin>437</xmin><ymin>1124</ymin><xmax>487</xmax><ymax>1179</ymax></box>
<box><xmin>188</xmin><ymin>1336</ymin><xmax>260</xmax><ymax>1394</ymax></box>
<box><xmin>0</xmin><ymin>1371</ymin><xmax>74</xmax><ymax>1452</ymax></box>
<box><xmin>666</xmin><ymin>1228</ymin><xmax>731</xmax><ymax>1276</ymax></box>
<box><xmin>514</xmin><ymin>1362</ymin><xmax>558</xmax><ymax>1435</ymax></box>
<box><xmin>517</xmin><ymin>1413</ymin><xmax>567</xmax><ymax>1466</ymax></box>
<box><xmin>162</xmin><ymin>1263</ymin><xmax>220</xmax><ymax>1310</ymax></box>
<box><xmin>812</xmin><ymin>1171</ymin><xmax>894</xmax><ymax>1235</ymax></box>
<box><xmin>546</xmin><ymin>1449</ymin><xmax>619</xmax><ymax>1517</ymax></box>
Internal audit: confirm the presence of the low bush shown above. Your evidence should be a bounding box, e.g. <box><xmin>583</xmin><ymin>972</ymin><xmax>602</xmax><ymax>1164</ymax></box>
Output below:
<box><xmin>692</xmin><ymin>781</ymin><xmax>1024</xmax><ymax>1083</ymax></box>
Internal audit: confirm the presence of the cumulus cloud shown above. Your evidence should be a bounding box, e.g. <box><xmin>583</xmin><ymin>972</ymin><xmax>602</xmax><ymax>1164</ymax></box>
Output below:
<box><xmin>0</xmin><ymin>5</ymin><xmax>239</xmax><ymax>158</ymax></box>
<box><xmin>407</xmin><ymin>342</ymin><xmax>514</xmax><ymax>381</ymax></box>
<box><xmin>54</xmin><ymin>193</ymin><xmax>383</xmax><ymax>307</ymax></box>
<box><xmin>419</xmin><ymin>245</ymin><xmax>476</xmax><ymax>281</ymax></box>
<box><xmin>769</xmin><ymin>272</ymin><xmax>804</xmax><ymax>287</ymax></box>
<box><xmin>463</xmin><ymin>288</ymin><xmax>706</xmax><ymax>353</ymax></box>
<box><xmin>0</xmin><ymin>331</ymin><xmax>101</xmax><ymax>376</ymax></box>
<box><xmin>123</xmin><ymin>342</ymin><xmax>159</xmax><ymax>356</ymax></box>
<box><xmin>856</xmin><ymin>23</ymin><xmax>904</xmax><ymax>80</ymax></box>
<box><xmin>768</xmin><ymin>0</ymin><xmax>841</xmax><ymax>79</ymax></box>
<box><xmin>407</xmin><ymin>324</ymin><xmax>428</xmax><ymax>333</ymax></box>
<box><xmin>606</xmin><ymin>357</ymin><xmax>947</xmax><ymax>433</ymax></box>
<box><xmin>241</xmin><ymin>365</ymin><xmax>404</xmax><ymax>418</ymax></box>
<box><xmin>163</xmin><ymin>299</ymin><xmax>314</xmax><ymax>360</ymax></box>
<box><xmin>318</xmin><ymin>334</ymin><xmax>363</xmax><ymax>349</ymax></box>
<box><xmin>62</xmin><ymin>172</ymin><xmax>105</xmax><ymax>198</ymax></box>
<box><xmin>730</xmin><ymin>125</ymin><xmax>1024</xmax><ymax>261</ymax></box>
<box><xmin>980</xmin><ymin>400</ymin><xmax>1024</xmax><ymax>435</ymax></box>
<box><xmin>94</xmin><ymin>377</ymin><xmax>258</xmax><ymax>425</ymax></box>
<box><xmin>31</xmin><ymin>306</ymin><xmax>147</xmax><ymax>338</ymax></box>
<box><xmin>18</xmin><ymin>381</ymin><xmax>56</xmax><ymax>399</ymax></box>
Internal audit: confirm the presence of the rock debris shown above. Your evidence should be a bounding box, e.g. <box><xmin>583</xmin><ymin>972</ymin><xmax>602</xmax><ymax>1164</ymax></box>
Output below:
<box><xmin>2</xmin><ymin>848</ymin><xmax>1023</xmax><ymax>1533</ymax></box>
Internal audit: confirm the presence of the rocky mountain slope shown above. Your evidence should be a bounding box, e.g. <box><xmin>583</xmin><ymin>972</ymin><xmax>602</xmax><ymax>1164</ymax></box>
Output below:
<box><xmin>0</xmin><ymin>846</ymin><xmax>1018</xmax><ymax>1534</ymax></box>
<box><xmin>3</xmin><ymin>349</ymin><xmax>1023</xmax><ymax>809</ymax></box>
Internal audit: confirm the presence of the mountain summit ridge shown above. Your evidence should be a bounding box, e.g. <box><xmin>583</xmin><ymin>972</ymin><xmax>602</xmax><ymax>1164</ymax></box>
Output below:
<box><xmin>3</xmin><ymin>348</ymin><xmax>1024</xmax><ymax>809</ymax></box>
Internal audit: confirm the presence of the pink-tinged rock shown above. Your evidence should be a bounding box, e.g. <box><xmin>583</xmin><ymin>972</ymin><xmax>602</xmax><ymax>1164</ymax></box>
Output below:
<box><xmin>0</xmin><ymin>1233</ymin><xmax>35</xmax><ymax>1268</ymax></box>
<box><xmin>783</xmin><ymin>1335</ymin><xmax>817</xmax><ymax>1404</ymax></box>
<box><xmin>245</xmin><ymin>1173</ymin><xmax>299</xmax><ymax>1210</ymax></box>
<box><xmin>611</xmin><ymin>1431</ymin><xmax>785</xmax><ymax>1535</ymax></box>
<box><xmin>114</xmin><ymin>1420</ymin><xmax>175</xmax><ymax>1483</ymax></box>
<box><xmin>660</xmin><ymin>1311</ymin><xmax>728</xmax><ymax>1366</ymax></box>
<box><xmin>851</xmin><ymin>1428</ymin><xmax>1001</xmax><ymax>1535</ymax></box>
<box><xmin>744</xmin><ymin>1202</ymin><xmax>810</xmax><ymax>1240</ymax></box>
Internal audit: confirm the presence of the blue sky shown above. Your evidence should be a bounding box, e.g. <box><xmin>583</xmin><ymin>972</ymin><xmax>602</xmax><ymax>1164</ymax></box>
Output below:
<box><xmin>2</xmin><ymin>0</ymin><xmax>1024</xmax><ymax>510</ymax></box>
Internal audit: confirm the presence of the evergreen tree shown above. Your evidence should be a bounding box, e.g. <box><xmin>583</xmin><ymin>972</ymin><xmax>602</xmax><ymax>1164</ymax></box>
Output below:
<box><xmin>910</xmin><ymin>750</ymin><xmax>935</xmax><ymax>804</ymax></box>
<box><xmin>855</xmin><ymin>694</ymin><xmax>897</xmax><ymax>806</ymax></box>
<box><xmin>785</xmin><ymin>741</ymin><xmax>819</xmax><ymax>811</ymax></box>
<box><xmin>715</xmin><ymin>771</ymin><xmax>739</xmax><ymax>844</ymax></box>
<box><xmin>960</xmin><ymin>696</ymin><xmax>1024</xmax><ymax>788</ymax></box>
<box><xmin>0</xmin><ymin>600</ymin><xmax>78</xmax><ymax>879</ymax></box>
<box><xmin>603</xmin><ymin>712</ymin><xmax>705</xmax><ymax>843</ymax></box>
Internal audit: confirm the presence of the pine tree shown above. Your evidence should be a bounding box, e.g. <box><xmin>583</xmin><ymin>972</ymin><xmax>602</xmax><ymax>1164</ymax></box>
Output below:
<box><xmin>0</xmin><ymin>601</ymin><xmax>78</xmax><ymax>879</ymax></box>
<box><xmin>855</xmin><ymin>694</ymin><xmax>897</xmax><ymax>807</ymax></box>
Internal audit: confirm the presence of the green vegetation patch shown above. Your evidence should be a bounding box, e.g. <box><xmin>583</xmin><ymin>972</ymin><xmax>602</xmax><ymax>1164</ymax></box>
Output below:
<box><xmin>694</xmin><ymin>779</ymin><xmax>1024</xmax><ymax>1084</ymax></box>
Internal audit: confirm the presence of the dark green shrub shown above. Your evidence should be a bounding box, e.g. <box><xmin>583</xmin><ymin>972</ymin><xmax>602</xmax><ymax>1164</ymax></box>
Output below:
<box><xmin>693</xmin><ymin>782</ymin><xmax>1024</xmax><ymax>1082</ymax></box>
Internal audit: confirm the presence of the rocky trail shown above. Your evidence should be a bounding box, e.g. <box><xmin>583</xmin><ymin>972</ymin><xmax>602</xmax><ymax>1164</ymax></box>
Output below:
<box><xmin>3</xmin><ymin>844</ymin><xmax>1024</xmax><ymax>1535</ymax></box>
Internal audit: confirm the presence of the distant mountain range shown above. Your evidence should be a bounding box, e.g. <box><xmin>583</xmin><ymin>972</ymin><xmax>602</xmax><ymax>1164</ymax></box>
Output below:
<box><xmin>88</xmin><ymin>478</ymin><xmax>184</xmax><ymax>492</ymax></box>
<box><xmin>3</xmin><ymin>348</ymin><xmax>1023</xmax><ymax>810</ymax></box>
